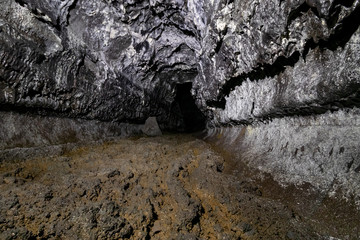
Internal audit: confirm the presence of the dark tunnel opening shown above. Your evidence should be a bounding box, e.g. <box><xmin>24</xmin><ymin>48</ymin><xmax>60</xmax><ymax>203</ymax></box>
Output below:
<box><xmin>174</xmin><ymin>82</ymin><xmax>206</xmax><ymax>132</ymax></box>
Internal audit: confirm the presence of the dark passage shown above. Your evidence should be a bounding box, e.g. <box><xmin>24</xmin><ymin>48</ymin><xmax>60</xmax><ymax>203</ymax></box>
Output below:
<box><xmin>174</xmin><ymin>82</ymin><xmax>206</xmax><ymax>132</ymax></box>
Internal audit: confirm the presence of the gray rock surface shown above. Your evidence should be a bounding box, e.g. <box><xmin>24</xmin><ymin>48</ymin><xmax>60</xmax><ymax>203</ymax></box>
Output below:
<box><xmin>206</xmin><ymin>108</ymin><xmax>360</xmax><ymax>205</ymax></box>
<box><xmin>1</xmin><ymin>0</ymin><xmax>359</xmax><ymax>126</ymax></box>
<box><xmin>0</xmin><ymin>0</ymin><xmax>204</xmax><ymax>130</ymax></box>
<box><xmin>0</xmin><ymin>111</ymin><xmax>142</xmax><ymax>150</ymax></box>
<box><xmin>195</xmin><ymin>0</ymin><xmax>360</xmax><ymax>122</ymax></box>
<box><xmin>142</xmin><ymin>116</ymin><xmax>162</xmax><ymax>136</ymax></box>
<box><xmin>0</xmin><ymin>0</ymin><xmax>360</xmax><ymax>206</ymax></box>
<box><xmin>0</xmin><ymin>111</ymin><xmax>142</xmax><ymax>162</ymax></box>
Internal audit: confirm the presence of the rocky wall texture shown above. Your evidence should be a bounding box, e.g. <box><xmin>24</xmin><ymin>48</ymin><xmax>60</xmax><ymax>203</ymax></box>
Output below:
<box><xmin>195</xmin><ymin>0</ymin><xmax>360</xmax><ymax>124</ymax></box>
<box><xmin>0</xmin><ymin>0</ymin><xmax>360</xmax><ymax>197</ymax></box>
<box><xmin>1</xmin><ymin>0</ymin><xmax>359</xmax><ymax>126</ymax></box>
<box><xmin>0</xmin><ymin>0</ymin><xmax>205</xmax><ymax>131</ymax></box>
<box><xmin>0</xmin><ymin>0</ymin><xmax>358</xmax><ymax>124</ymax></box>
<box><xmin>205</xmin><ymin>109</ymin><xmax>360</xmax><ymax>205</ymax></box>
<box><xmin>0</xmin><ymin>111</ymin><xmax>142</xmax><ymax>150</ymax></box>
<box><xmin>0</xmin><ymin>111</ymin><xmax>142</xmax><ymax>162</ymax></box>
<box><xmin>193</xmin><ymin>0</ymin><xmax>360</xmax><ymax>201</ymax></box>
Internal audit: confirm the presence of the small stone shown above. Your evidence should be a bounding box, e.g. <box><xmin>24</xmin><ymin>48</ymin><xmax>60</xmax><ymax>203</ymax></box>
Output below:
<box><xmin>142</xmin><ymin>117</ymin><xmax>162</xmax><ymax>137</ymax></box>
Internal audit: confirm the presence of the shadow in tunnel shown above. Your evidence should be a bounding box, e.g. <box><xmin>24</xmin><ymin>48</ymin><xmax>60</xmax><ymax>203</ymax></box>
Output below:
<box><xmin>174</xmin><ymin>82</ymin><xmax>206</xmax><ymax>132</ymax></box>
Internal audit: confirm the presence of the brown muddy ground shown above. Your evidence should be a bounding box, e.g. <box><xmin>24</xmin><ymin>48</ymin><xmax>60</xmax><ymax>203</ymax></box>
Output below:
<box><xmin>0</xmin><ymin>134</ymin><xmax>359</xmax><ymax>239</ymax></box>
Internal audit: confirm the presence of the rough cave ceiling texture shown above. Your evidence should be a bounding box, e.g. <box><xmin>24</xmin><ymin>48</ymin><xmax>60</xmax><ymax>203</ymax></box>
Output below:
<box><xmin>1</xmin><ymin>0</ymin><xmax>359</xmax><ymax>130</ymax></box>
<box><xmin>1</xmin><ymin>0</ymin><xmax>360</xmax><ymax>207</ymax></box>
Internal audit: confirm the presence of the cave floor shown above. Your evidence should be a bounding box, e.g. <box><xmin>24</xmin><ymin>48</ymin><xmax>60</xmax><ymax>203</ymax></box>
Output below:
<box><xmin>0</xmin><ymin>134</ymin><xmax>359</xmax><ymax>239</ymax></box>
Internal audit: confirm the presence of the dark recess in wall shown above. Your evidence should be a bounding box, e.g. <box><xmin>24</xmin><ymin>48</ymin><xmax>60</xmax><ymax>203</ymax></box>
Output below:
<box><xmin>174</xmin><ymin>82</ymin><xmax>206</xmax><ymax>132</ymax></box>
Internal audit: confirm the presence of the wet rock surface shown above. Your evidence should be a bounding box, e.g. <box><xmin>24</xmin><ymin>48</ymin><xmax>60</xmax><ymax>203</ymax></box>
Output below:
<box><xmin>1</xmin><ymin>135</ymin><xmax>359</xmax><ymax>239</ymax></box>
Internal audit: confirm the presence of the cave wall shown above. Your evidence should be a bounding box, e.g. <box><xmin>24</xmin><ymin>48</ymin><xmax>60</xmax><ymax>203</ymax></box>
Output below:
<box><xmin>1</xmin><ymin>0</ymin><xmax>360</xmax><ymax>197</ymax></box>
<box><xmin>194</xmin><ymin>0</ymin><xmax>360</xmax><ymax>124</ymax></box>
<box><xmin>206</xmin><ymin>109</ymin><xmax>360</xmax><ymax>204</ymax></box>
<box><xmin>196</xmin><ymin>0</ymin><xmax>360</xmax><ymax>201</ymax></box>
<box><xmin>2</xmin><ymin>0</ymin><xmax>359</xmax><ymax>126</ymax></box>
<box><xmin>0</xmin><ymin>0</ymin><xmax>203</xmax><ymax>130</ymax></box>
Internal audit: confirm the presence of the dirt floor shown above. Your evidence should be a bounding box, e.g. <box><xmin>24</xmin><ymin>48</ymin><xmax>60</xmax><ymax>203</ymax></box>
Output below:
<box><xmin>0</xmin><ymin>134</ymin><xmax>359</xmax><ymax>239</ymax></box>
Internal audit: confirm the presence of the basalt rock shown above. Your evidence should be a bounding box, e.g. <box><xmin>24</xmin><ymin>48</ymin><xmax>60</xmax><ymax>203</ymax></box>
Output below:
<box><xmin>142</xmin><ymin>117</ymin><xmax>162</xmax><ymax>136</ymax></box>
<box><xmin>1</xmin><ymin>0</ymin><xmax>360</xmax><ymax>203</ymax></box>
<box><xmin>1</xmin><ymin>0</ymin><xmax>359</xmax><ymax>127</ymax></box>
<box><xmin>0</xmin><ymin>0</ymin><xmax>203</xmax><ymax>131</ymax></box>
<box><xmin>195</xmin><ymin>0</ymin><xmax>360</xmax><ymax>123</ymax></box>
